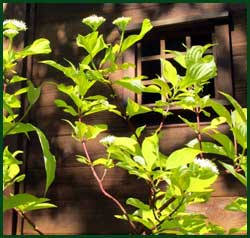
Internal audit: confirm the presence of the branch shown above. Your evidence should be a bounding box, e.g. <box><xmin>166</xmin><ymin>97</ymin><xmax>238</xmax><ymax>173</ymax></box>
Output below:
<box><xmin>195</xmin><ymin>107</ymin><xmax>204</xmax><ymax>159</ymax></box>
<box><xmin>15</xmin><ymin>209</ymin><xmax>44</xmax><ymax>235</ymax></box>
<box><xmin>106</xmin><ymin>83</ymin><xmax>141</xmax><ymax>143</ymax></box>
<box><xmin>81</xmin><ymin>141</ymin><xmax>138</xmax><ymax>233</ymax></box>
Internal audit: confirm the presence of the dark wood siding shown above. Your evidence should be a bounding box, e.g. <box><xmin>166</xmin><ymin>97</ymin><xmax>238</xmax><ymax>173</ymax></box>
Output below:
<box><xmin>4</xmin><ymin>3</ymin><xmax>247</xmax><ymax>235</ymax></box>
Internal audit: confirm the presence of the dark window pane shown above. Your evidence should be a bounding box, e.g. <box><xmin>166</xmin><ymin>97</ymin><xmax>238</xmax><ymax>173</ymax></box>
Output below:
<box><xmin>141</xmin><ymin>39</ymin><xmax>160</xmax><ymax>57</ymax></box>
<box><xmin>165</xmin><ymin>36</ymin><xmax>186</xmax><ymax>51</ymax></box>
<box><xmin>142</xmin><ymin>92</ymin><xmax>161</xmax><ymax>104</ymax></box>
<box><xmin>168</xmin><ymin>58</ymin><xmax>186</xmax><ymax>76</ymax></box>
<box><xmin>191</xmin><ymin>33</ymin><xmax>212</xmax><ymax>46</ymax></box>
<box><xmin>200</xmin><ymin>78</ymin><xmax>215</xmax><ymax>98</ymax></box>
<box><xmin>141</xmin><ymin>60</ymin><xmax>161</xmax><ymax>79</ymax></box>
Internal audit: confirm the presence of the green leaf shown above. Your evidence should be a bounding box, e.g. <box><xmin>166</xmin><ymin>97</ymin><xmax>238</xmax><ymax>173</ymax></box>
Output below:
<box><xmin>126</xmin><ymin>98</ymin><xmax>151</xmax><ymax>118</ymax></box>
<box><xmin>115</xmin><ymin>77</ymin><xmax>146</xmax><ymax>94</ymax></box>
<box><xmin>76</xmin><ymin>155</ymin><xmax>90</xmax><ymax>165</ymax></box>
<box><xmin>152</xmin><ymin>77</ymin><xmax>172</xmax><ymax>98</ymax></box>
<box><xmin>93</xmin><ymin>158</ymin><xmax>114</xmax><ymax>168</ymax></box>
<box><xmin>161</xmin><ymin>59</ymin><xmax>179</xmax><ymax>87</ymax></box>
<box><xmin>219</xmin><ymin>161</ymin><xmax>246</xmax><ymax>186</ymax></box>
<box><xmin>14</xmin><ymin>87</ymin><xmax>28</xmax><ymax>96</ymax></box>
<box><xmin>166</xmin><ymin>148</ymin><xmax>200</xmax><ymax>169</ymax></box>
<box><xmin>135</xmin><ymin>125</ymin><xmax>146</xmax><ymax>138</ymax></box>
<box><xmin>185</xmin><ymin>45</ymin><xmax>204</xmax><ymax>67</ymax></box>
<box><xmin>225</xmin><ymin>197</ymin><xmax>246</xmax><ymax>212</ymax></box>
<box><xmin>126</xmin><ymin>197</ymin><xmax>149</xmax><ymax>210</ymax></box>
<box><xmin>54</xmin><ymin>99</ymin><xmax>78</xmax><ymax>116</ymax></box>
<box><xmin>77</xmin><ymin>32</ymin><xmax>107</xmax><ymax>58</ymax></box>
<box><xmin>142</xmin><ymin>133</ymin><xmax>159</xmax><ymax>170</ymax></box>
<box><xmin>27</xmin><ymin>81</ymin><xmax>41</xmax><ymax>106</ymax></box>
<box><xmin>220</xmin><ymin>92</ymin><xmax>246</xmax><ymax>123</ymax></box>
<box><xmin>186</xmin><ymin>60</ymin><xmax>216</xmax><ymax>83</ymax></box>
<box><xmin>208</xmin><ymin>133</ymin><xmax>235</xmax><ymax>160</ymax></box>
<box><xmin>16</xmin><ymin>38</ymin><xmax>51</xmax><ymax>59</ymax></box>
<box><xmin>33</xmin><ymin>126</ymin><xmax>56</xmax><ymax>194</ymax></box>
<box><xmin>192</xmin><ymin>141</ymin><xmax>228</xmax><ymax>157</ymax></box>
<box><xmin>85</xmin><ymin>124</ymin><xmax>107</xmax><ymax>140</ymax></box>
<box><xmin>229</xmin><ymin>224</ymin><xmax>247</xmax><ymax>234</ymax></box>
<box><xmin>208</xmin><ymin>99</ymin><xmax>232</xmax><ymax>125</ymax></box>
<box><xmin>9</xmin><ymin>75</ymin><xmax>27</xmax><ymax>84</ymax></box>
<box><xmin>113</xmin><ymin>137</ymin><xmax>138</xmax><ymax>154</ymax></box>
<box><xmin>165</xmin><ymin>49</ymin><xmax>186</xmax><ymax>69</ymax></box>
<box><xmin>5</xmin><ymin>123</ymin><xmax>56</xmax><ymax>193</ymax></box>
<box><xmin>121</xmin><ymin>18</ymin><xmax>153</xmax><ymax>53</ymax></box>
<box><xmin>187</xmin><ymin>174</ymin><xmax>217</xmax><ymax>192</ymax></box>
<box><xmin>3</xmin><ymin>193</ymin><xmax>56</xmax><ymax>213</ymax></box>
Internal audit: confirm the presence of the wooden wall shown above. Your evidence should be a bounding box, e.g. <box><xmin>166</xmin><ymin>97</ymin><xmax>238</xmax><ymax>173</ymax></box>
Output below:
<box><xmin>3</xmin><ymin>3</ymin><xmax>247</xmax><ymax>235</ymax></box>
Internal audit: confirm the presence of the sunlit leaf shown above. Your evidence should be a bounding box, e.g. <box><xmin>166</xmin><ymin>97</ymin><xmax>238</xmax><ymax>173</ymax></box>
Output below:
<box><xmin>166</xmin><ymin>148</ymin><xmax>200</xmax><ymax>169</ymax></box>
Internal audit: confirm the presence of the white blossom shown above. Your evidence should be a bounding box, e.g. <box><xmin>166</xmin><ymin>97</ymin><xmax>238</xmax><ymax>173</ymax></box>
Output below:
<box><xmin>133</xmin><ymin>156</ymin><xmax>146</xmax><ymax>166</ymax></box>
<box><xmin>3</xmin><ymin>19</ymin><xmax>27</xmax><ymax>31</ymax></box>
<box><xmin>3</xmin><ymin>29</ymin><xmax>19</xmax><ymax>38</ymax></box>
<box><xmin>193</xmin><ymin>158</ymin><xmax>219</xmax><ymax>174</ymax></box>
<box><xmin>100</xmin><ymin>100</ymin><xmax>109</xmax><ymax>107</ymax></box>
<box><xmin>113</xmin><ymin>16</ymin><xmax>131</xmax><ymax>31</ymax></box>
<box><xmin>82</xmin><ymin>15</ymin><xmax>106</xmax><ymax>31</ymax></box>
<box><xmin>100</xmin><ymin>135</ymin><xmax>115</xmax><ymax>145</ymax></box>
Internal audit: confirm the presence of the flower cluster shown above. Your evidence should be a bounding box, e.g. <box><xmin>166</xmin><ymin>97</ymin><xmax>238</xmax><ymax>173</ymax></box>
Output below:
<box><xmin>3</xmin><ymin>19</ymin><xmax>27</xmax><ymax>31</ymax></box>
<box><xmin>193</xmin><ymin>158</ymin><xmax>219</xmax><ymax>174</ymax></box>
<box><xmin>113</xmin><ymin>16</ymin><xmax>131</xmax><ymax>31</ymax></box>
<box><xmin>100</xmin><ymin>135</ymin><xmax>115</xmax><ymax>145</ymax></box>
<box><xmin>3</xmin><ymin>19</ymin><xmax>27</xmax><ymax>39</ymax></box>
<box><xmin>82</xmin><ymin>15</ymin><xmax>106</xmax><ymax>32</ymax></box>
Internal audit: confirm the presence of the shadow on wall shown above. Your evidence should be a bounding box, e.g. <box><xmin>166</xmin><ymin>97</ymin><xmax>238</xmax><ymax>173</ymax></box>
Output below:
<box><xmin>3</xmin><ymin>3</ymin><xmax>247</xmax><ymax>234</ymax></box>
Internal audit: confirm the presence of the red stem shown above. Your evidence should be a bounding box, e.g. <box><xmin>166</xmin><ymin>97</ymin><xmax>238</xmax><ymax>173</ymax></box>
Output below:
<box><xmin>195</xmin><ymin>107</ymin><xmax>204</xmax><ymax>159</ymax></box>
<box><xmin>81</xmin><ymin>141</ymin><xmax>138</xmax><ymax>233</ymax></box>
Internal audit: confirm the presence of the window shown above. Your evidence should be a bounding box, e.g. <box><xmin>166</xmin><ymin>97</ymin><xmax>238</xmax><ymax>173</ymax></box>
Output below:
<box><xmin>124</xmin><ymin>11</ymin><xmax>233</xmax><ymax>109</ymax></box>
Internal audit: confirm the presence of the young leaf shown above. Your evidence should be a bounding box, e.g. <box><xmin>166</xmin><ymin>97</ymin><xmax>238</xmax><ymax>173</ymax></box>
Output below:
<box><xmin>93</xmin><ymin>158</ymin><xmax>114</xmax><ymax>168</ymax></box>
<box><xmin>27</xmin><ymin>81</ymin><xmax>41</xmax><ymax>106</ymax></box>
<box><xmin>165</xmin><ymin>49</ymin><xmax>186</xmax><ymax>69</ymax></box>
<box><xmin>76</xmin><ymin>155</ymin><xmax>90</xmax><ymax>165</ymax></box>
<box><xmin>126</xmin><ymin>197</ymin><xmax>149</xmax><ymax>210</ymax></box>
<box><xmin>208</xmin><ymin>99</ymin><xmax>232</xmax><ymax>125</ymax></box>
<box><xmin>16</xmin><ymin>38</ymin><xmax>51</xmax><ymax>59</ymax></box>
<box><xmin>54</xmin><ymin>99</ymin><xmax>78</xmax><ymax>116</ymax></box>
<box><xmin>85</xmin><ymin>124</ymin><xmax>107</xmax><ymax>140</ymax></box>
<box><xmin>121</xmin><ymin>18</ymin><xmax>153</xmax><ymax>53</ymax></box>
<box><xmin>187</xmin><ymin>175</ymin><xmax>217</xmax><ymax>192</ymax></box>
<box><xmin>3</xmin><ymin>193</ymin><xmax>56</xmax><ymax>213</ymax></box>
<box><xmin>220</xmin><ymin>91</ymin><xmax>246</xmax><ymax>123</ymax></box>
<box><xmin>115</xmin><ymin>77</ymin><xmax>146</xmax><ymax>94</ymax></box>
<box><xmin>9</xmin><ymin>75</ymin><xmax>27</xmax><ymax>84</ymax></box>
<box><xmin>208</xmin><ymin>133</ymin><xmax>235</xmax><ymax>160</ymax></box>
<box><xmin>185</xmin><ymin>45</ymin><xmax>203</xmax><ymax>67</ymax></box>
<box><xmin>224</xmin><ymin>197</ymin><xmax>246</xmax><ymax>212</ymax></box>
<box><xmin>161</xmin><ymin>59</ymin><xmax>179</xmax><ymax>87</ymax></box>
<box><xmin>126</xmin><ymin>98</ymin><xmax>151</xmax><ymax>118</ymax></box>
<box><xmin>219</xmin><ymin>161</ymin><xmax>246</xmax><ymax>186</ymax></box>
<box><xmin>141</xmin><ymin>133</ymin><xmax>159</xmax><ymax>170</ymax></box>
<box><xmin>166</xmin><ymin>148</ymin><xmax>200</xmax><ymax>169</ymax></box>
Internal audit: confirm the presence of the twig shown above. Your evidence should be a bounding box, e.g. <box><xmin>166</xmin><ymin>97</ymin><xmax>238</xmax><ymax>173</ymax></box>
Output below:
<box><xmin>81</xmin><ymin>141</ymin><xmax>138</xmax><ymax>233</ymax></box>
<box><xmin>15</xmin><ymin>209</ymin><xmax>44</xmax><ymax>235</ymax></box>
<box><xmin>106</xmin><ymin>82</ymin><xmax>140</xmax><ymax>143</ymax></box>
<box><xmin>195</xmin><ymin>107</ymin><xmax>204</xmax><ymax>159</ymax></box>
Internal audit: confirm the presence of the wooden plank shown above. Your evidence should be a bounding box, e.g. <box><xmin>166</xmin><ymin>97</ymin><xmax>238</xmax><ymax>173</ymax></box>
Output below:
<box><xmin>22</xmin><ymin>196</ymin><xmax>246</xmax><ymax>234</ymax></box>
<box><xmin>25</xmin><ymin>166</ymin><xmax>245</xmax><ymax>201</ymax></box>
<box><xmin>26</xmin><ymin>123</ymin><xmax>230</xmax><ymax>169</ymax></box>
<box><xmin>213</xmin><ymin>24</ymin><xmax>233</xmax><ymax>98</ymax></box>
<box><xmin>187</xmin><ymin>196</ymin><xmax>246</xmax><ymax>233</ymax></box>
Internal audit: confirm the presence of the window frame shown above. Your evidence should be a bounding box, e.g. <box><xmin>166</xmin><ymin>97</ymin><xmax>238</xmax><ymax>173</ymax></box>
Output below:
<box><xmin>122</xmin><ymin>11</ymin><xmax>233</xmax><ymax>108</ymax></box>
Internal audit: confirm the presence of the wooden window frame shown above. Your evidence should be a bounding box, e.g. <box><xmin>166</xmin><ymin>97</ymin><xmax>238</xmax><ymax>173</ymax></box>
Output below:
<box><xmin>122</xmin><ymin>11</ymin><xmax>233</xmax><ymax>109</ymax></box>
